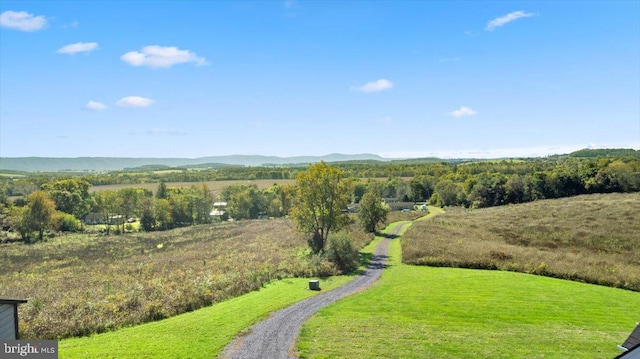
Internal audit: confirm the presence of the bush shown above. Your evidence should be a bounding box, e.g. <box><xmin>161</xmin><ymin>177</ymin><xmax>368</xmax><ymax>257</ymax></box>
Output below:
<box><xmin>56</xmin><ymin>213</ymin><xmax>83</xmax><ymax>232</ymax></box>
<box><xmin>326</xmin><ymin>232</ymin><xmax>359</xmax><ymax>273</ymax></box>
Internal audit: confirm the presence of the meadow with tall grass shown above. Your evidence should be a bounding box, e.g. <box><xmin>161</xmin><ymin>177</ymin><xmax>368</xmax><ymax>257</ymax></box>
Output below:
<box><xmin>0</xmin><ymin>218</ymin><xmax>372</xmax><ymax>340</ymax></box>
<box><xmin>402</xmin><ymin>193</ymin><xmax>640</xmax><ymax>291</ymax></box>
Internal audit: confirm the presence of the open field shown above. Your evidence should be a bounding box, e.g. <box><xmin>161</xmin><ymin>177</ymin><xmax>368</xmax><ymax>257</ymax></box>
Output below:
<box><xmin>402</xmin><ymin>193</ymin><xmax>640</xmax><ymax>291</ymax></box>
<box><xmin>58</xmin><ymin>221</ymin><xmax>386</xmax><ymax>358</ymax></box>
<box><xmin>298</xmin><ymin>237</ymin><xmax>640</xmax><ymax>358</ymax></box>
<box><xmin>88</xmin><ymin>178</ymin><xmax>297</xmax><ymax>197</ymax></box>
<box><xmin>4</xmin><ymin>192</ymin><xmax>638</xmax><ymax>354</ymax></box>
<box><xmin>0</xmin><ymin>218</ymin><xmax>372</xmax><ymax>340</ymax></box>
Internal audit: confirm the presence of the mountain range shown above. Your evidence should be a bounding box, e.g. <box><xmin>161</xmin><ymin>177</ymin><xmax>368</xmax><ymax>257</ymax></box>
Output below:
<box><xmin>0</xmin><ymin>153</ymin><xmax>390</xmax><ymax>172</ymax></box>
<box><xmin>1</xmin><ymin>149</ymin><xmax>637</xmax><ymax>172</ymax></box>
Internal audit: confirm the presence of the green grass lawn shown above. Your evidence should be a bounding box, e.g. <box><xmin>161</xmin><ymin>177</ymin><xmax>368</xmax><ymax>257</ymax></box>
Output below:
<box><xmin>297</xmin><ymin>235</ymin><xmax>640</xmax><ymax>358</ymax></box>
<box><xmin>59</xmin><ymin>276</ymin><xmax>353</xmax><ymax>358</ymax></box>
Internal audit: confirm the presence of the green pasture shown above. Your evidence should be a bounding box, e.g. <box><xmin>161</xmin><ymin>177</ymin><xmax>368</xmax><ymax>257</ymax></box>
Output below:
<box><xmin>297</xmin><ymin>237</ymin><xmax>639</xmax><ymax>358</ymax></box>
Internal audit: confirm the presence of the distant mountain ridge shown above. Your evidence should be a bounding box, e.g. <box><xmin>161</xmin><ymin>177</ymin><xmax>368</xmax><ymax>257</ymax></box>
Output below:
<box><xmin>0</xmin><ymin>153</ymin><xmax>389</xmax><ymax>171</ymax></box>
<box><xmin>1</xmin><ymin>148</ymin><xmax>636</xmax><ymax>172</ymax></box>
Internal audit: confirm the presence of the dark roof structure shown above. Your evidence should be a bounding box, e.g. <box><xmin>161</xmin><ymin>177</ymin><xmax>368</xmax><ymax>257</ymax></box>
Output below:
<box><xmin>0</xmin><ymin>298</ymin><xmax>28</xmax><ymax>305</ymax></box>
<box><xmin>616</xmin><ymin>323</ymin><xmax>640</xmax><ymax>359</ymax></box>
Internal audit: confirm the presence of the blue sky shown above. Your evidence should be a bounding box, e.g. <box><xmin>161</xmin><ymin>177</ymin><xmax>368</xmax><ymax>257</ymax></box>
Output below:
<box><xmin>1</xmin><ymin>1</ymin><xmax>638</xmax><ymax>159</ymax></box>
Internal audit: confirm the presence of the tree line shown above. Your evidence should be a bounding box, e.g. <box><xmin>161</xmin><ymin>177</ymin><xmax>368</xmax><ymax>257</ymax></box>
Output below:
<box><xmin>0</xmin><ymin>180</ymin><xmax>217</xmax><ymax>241</ymax></box>
<box><xmin>1</xmin><ymin>154</ymin><xmax>638</xmax><ymax>243</ymax></box>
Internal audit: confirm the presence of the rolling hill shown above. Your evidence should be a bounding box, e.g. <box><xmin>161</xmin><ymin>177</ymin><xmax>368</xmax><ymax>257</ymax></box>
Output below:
<box><xmin>0</xmin><ymin>153</ymin><xmax>388</xmax><ymax>172</ymax></box>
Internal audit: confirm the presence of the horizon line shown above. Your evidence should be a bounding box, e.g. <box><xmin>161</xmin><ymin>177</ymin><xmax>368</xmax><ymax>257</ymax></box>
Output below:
<box><xmin>0</xmin><ymin>144</ymin><xmax>638</xmax><ymax>161</ymax></box>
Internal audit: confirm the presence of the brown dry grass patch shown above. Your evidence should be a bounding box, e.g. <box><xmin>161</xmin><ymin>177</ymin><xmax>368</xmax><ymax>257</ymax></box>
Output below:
<box><xmin>402</xmin><ymin>193</ymin><xmax>640</xmax><ymax>291</ymax></box>
<box><xmin>0</xmin><ymin>218</ymin><xmax>371</xmax><ymax>340</ymax></box>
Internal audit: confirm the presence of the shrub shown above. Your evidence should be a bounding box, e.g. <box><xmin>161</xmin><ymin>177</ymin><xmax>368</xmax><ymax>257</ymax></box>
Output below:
<box><xmin>326</xmin><ymin>232</ymin><xmax>359</xmax><ymax>273</ymax></box>
<box><xmin>56</xmin><ymin>213</ymin><xmax>83</xmax><ymax>232</ymax></box>
<box><xmin>305</xmin><ymin>254</ymin><xmax>340</xmax><ymax>277</ymax></box>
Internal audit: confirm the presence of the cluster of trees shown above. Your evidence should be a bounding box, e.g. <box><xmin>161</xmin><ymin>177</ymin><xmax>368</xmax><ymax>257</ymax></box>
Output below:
<box><xmin>2</xmin><ymin>179</ymin><xmax>96</xmax><ymax>242</ymax></box>
<box><xmin>0</xmin><ymin>179</ymin><xmax>217</xmax><ymax>241</ymax></box>
<box><xmin>220</xmin><ymin>184</ymin><xmax>291</xmax><ymax>220</ymax></box>
<box><xmin>3</xmin><ymin>194</ymin><xmax>85</xmax><ymax>243</ymax></box>
<box><xmin>72</xmin><ymin>167</ymin><xmax>297</xmax><ymax>186</ymax></box>
<box><xmin>5</xmin><ymin>191</ymin><xmax>61</xmax><ymax>242</ymax></box>
<box><xmin>138</xmin><ymin>183</ymin><xmax>215</xmax><ymax>232</ymax></box>
<box><xmin>407</xmin><ymin>158</ymin><xmax>640</xmax><ymax>208</ymax></box>
<box><xmin>87</xmin><ymin>183</ymin><xmax>218</xmax><ymax>234</ymax></box>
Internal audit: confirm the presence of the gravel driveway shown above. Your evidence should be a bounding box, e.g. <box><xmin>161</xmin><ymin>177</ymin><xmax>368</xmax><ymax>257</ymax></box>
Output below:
<box><xmin>220</xmin><ymin>222</ymin><xmax>410</xmax><ymax>359</ymax></box>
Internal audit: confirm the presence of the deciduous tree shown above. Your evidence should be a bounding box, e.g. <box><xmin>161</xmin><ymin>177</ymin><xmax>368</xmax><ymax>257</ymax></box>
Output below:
<box><xmin>41</xmin><ymin>178</ymin><xmax>92</xmax><ymax>219</ymax></box>
<box><xmin>25</xmin><ymin>191</ymin><xmax>57</xmax><ymax>242</ymax></box>
<box><xmin>291</xmin><ymin>162</ymin><xmax>353</xmax><ymax>253</ymax></box>
<box><xmin>358</xmin><ymin>190</ymin><xmax>389</xmax><ymax>233</ymax></box>
<box><xmin>92</xmin><ymin>190</ymin><xmax>119</xmax><ymax>235</ymax></box>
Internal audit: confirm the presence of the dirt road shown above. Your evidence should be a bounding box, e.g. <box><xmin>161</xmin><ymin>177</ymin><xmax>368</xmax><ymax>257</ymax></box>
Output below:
<box><xmin>220</xmin><ymin>221</ymin><xmax>410</xmax><ymax>359</ymax></box>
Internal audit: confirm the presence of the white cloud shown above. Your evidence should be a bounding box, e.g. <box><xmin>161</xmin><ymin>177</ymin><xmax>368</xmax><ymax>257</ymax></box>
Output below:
<box><xmin>117</xmin><ymin>96</ymin><xmax>155</xmax><ymax>108</ymax></box>
<box><xmin>57</xmin><ymin>42</ymin><xmax>98</xmax><ymax>54</ymax></box>
<box><xmin>85</xmin><ymin>101</ymin><xmax>107</xmax><ymax>111</ymax></box>
<box><xmin>0</xmin><ymin>10</ymin><xmax>47</xmax><ymax>31</ymax></box>
<box><xmin>121</xmin><ymin>45</ymin><xmax>208</xmax><ymax>69</ymax></box>
<box><xmin>354</xmin><ymin>79</ymin><xmax>394</xmax><ymax>93</ymax></box>
<box><xmin>449</xmin><ymin>106</ymin><xmax>477</xmax><ymax>117</ymax></box>
<box><xmin>486</xmin><ymin>11</ymin><xmax>535</xmax><ymax>31</ymax></box>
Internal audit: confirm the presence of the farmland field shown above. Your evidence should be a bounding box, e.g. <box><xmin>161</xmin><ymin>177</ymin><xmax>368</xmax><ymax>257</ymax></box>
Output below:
<box><xmin>0</xmin><ymin>218</ymin><xmax>371</xmax><ymax>340</ymax></box>
<box><xmin>402</xmin><ymin>193</ymin><xmax>640</xmax><ymax>291</ymax></box>
<box><xmin>2</xmin><ymin>192</ymin><xmax>638</xmax><ymax>353</ymax></box>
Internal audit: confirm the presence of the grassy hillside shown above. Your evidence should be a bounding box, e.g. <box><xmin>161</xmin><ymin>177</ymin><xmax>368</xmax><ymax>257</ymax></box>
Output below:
<box><xmin>298</xmin><ymin>237</ymin><xmax>639</xmax><ymax>358</ymax></box>
<box><xmin>402</xmin><ymin>193</ymin><xmax>640</xmax><ymax>291</ymax></box>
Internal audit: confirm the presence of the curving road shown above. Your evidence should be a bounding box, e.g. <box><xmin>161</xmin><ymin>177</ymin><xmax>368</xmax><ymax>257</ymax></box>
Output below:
<box><xmin>220</xmin><ymin>221</ymin><xmax>411</xmax><ymax>359</ymax></box>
